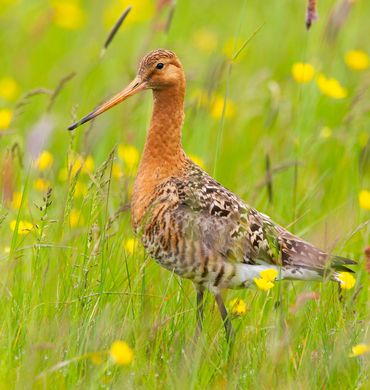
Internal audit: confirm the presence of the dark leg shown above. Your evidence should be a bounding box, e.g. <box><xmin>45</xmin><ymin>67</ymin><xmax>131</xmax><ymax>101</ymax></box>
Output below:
<box><xmin>337</xmin><ymin>282</ymin><xmax>343</xmax><ymax>302</ymax></box>
<box><xmin>215</xmin><ymin>293</ymin><xmax>235</xmax><ymax>344</ymax></box>
<box><xmin>195</xmin><ymin>287</ymin><xmax>204</xmax><ymax>339</ymax></box>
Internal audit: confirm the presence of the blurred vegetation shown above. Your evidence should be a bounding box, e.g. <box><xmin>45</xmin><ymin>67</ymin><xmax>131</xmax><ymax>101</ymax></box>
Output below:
<box><xmin>0</xmin><ymin>0</ymin><xmax>369</xmax><ymax>388</ymax></box>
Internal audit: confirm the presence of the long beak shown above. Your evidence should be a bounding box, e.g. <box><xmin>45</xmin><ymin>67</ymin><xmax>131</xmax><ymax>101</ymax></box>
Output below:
<box><xmin>68</xmin><ymin>76</ymin><xmax>146</xmax><ymax>131</ymax></box>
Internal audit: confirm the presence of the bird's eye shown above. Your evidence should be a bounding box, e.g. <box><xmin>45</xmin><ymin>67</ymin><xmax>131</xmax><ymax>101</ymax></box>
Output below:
<box><xmin>156</xmin><ymin>63</ymin><xmax>164</xmax><ymax>69</ymax></box>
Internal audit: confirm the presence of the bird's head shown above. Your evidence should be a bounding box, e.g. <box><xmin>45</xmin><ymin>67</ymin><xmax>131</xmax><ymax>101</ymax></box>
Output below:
<box><xmin>68</xmin><ymin>49</ymin><xmax>184</xmax><ymax>131</ymax></box>
<box><xmin>138</xmin><ymin>49</ymin><xmax>184</xmax><ymax>90</ymax></box>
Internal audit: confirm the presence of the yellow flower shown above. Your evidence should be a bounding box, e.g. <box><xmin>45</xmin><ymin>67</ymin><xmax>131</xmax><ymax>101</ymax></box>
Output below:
<box><xmin>83</xmin><ymin>155</ymin><xmax>95</xmax><ymax>174</ymax></box>
<box><xmin>254</xmin><ymin>268</ymin><xmax>278</xmax><ymax>291</ymax></box>
<box><xmin>109</xmin><ymin>340</ymin><xmax>133</xmax><ymax>365</ymax></box>
<box><xmin>118</xmin><ymin>144</ymin><xmax>139</xmax><ymax>171</ymax></box>
<box><xmin>35</xmin><ymin>150</ymin><xmax>54</xmax><ymax>171</ymax></box>
<box><xmin>74</xmin><ymin>181</ymin><xmax>87</xmax><ymax>198</ymax></box>
<box><xmin>104</xmin><ymin>0</ymin><xmax>154</xmax><ymax>28</ymax></box>
<box><xmin>69</xmin><ymin>208</ymin><xmax>84</xmax><ymax>227</ymax></box>
<box><xmin>228</xmin><ymin>298</ymin><xmax>247</xmax><ymax>316</ymax></box>
<box><xmin>70</xmin><ymin>159</ymin><xmax>82</xmax><ymax>176</ymax></box>
<box><xmin>254</xmin><ymin>277</ymin><xmax>274</xmax><ymax>291</ymax></box>
<box><xmin>223</xmin><ymin>38</ymin><xmax>245</xmax><ymax>61</ymax></box>
<box><xmin>188</xmin><ymin>154</ymin><xmax>205</xmax><ymax>170</ymax></box>
<box><xmin>11</xmin><ymin>191</ymin><xmax>23</xmax><ymax>209</ymax></box>
<box><xmin>291</xmin><ymin>62</ymin><xmax>315</xmax><ymax>83</ymax></box>
<box><xmin>211</xmin><ymin>95</ymin><xmax>236</xmax><ymax>119</ymax></box>
<box><xmin>350</xmin><ymin>343</ymin><xmax>370</xmax><ymax>357</ymax></box>
<box><xmin>0</xmin><ymin>77</ymin><xmax>19</xmax><ymax>101</ymax></box>
<box><xmin>10</xmin><ymin>220</ymin><xmax>33</xmax><ymax>235</ymax></box>
<box><xmin>193</xmin><ymin>29</ymin><xmax>218</xmax><ymax>53</ymax></box>
<box><xmin>316</xmin><ymin>74</ymin><xmax>347</xmax><ymax>99</ymax></box>
<box><xmin>345</xmin><ymin>50</ymin><xmax>369</xmax><ymax>71</ymax></box>
<box><xmin>260</xmin><ymin>268</ymin><xmax>278</xmax><ymax>282</ymax></box>
<box><xmin>0</xmin><ymin>108</ymin><xmax>12</xmax><ymax>129</ymax></box>
<box><xmin>52</xmin><ymin>0</ymin><xmax>85</xmax><ymax>30</ymax></box>
<box><xmin>112</xmin><ymin>162</ymin><xmax>123</xmax><ymax>179</ymax></box>
<box><xmin>70</xmin><ymin>155</ymin><xmax>94</xmax><ymax>176</ymax></box>
<box><xmin>359</xmin><ymin>190</ymin><xmax>370</xmax><ymax>210</ymax></box>
<box><xmin>33</xmin><ymin>178</ymin><xmax>50</xmax><ymax>192</ymax></box>
<box><xmin>337</xmin><ymin>272</ymin><xmax>356</xmax><ymax>290</ymax></box>
<box><xmin>124</xmin><ymin>238</ymin><xmax>136</xmax><ymax>254</ymax></box>
<box><xmin>320</xmin><ymin>126</ymin><xmax>332</xmax><ymax>139</ymax></box>
<box><xmin>194</xmin><ymin>90</ymin><xmax>237</xmax><ymax>120</ymax></box>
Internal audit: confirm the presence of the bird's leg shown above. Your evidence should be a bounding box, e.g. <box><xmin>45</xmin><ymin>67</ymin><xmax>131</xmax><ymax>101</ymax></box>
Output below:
<box><xmin>215</xmin><ymin>293</ymin><xmax>235</xmax><ymax>345</ymax></box>
<box><xmin>337</xmin><ymin>282</ymin><xmax>344</xmax><ymax>302</ymax></box>
<box><xmin>194</xmin><ymin>286</ymin><xmax>204</xmax><ymax>340</ymax></box>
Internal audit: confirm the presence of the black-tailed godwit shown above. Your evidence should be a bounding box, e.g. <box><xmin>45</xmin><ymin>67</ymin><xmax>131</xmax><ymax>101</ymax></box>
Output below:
<box><xmin>68</xmin><ymin>49</ymin><xmax>356</xmax><ymax>341</ymax></box>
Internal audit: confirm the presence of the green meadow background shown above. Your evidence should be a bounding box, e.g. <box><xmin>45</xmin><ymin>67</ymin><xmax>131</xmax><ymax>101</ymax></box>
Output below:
<box><xmin>0</xmin><ymin>0</ymin><xmax>369</xmax><ymax>388</ymax></box>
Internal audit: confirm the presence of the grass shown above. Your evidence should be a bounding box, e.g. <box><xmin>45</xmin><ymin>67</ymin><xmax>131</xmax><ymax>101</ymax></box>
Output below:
<box><xmin>0</xmin><ymin>0</ymin><xmax>369</xmax><ymax>388</ymax></box>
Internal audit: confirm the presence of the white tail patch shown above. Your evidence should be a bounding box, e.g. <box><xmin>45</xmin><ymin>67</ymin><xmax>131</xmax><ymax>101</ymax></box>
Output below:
<box><xmin>229</xmin><ymin>262</ymin><xmax>322</xmax><ymax>288</ymax></box>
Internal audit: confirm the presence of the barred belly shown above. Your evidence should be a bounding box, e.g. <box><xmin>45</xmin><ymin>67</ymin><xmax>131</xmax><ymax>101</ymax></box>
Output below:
<box><xmin>141</xmin><ymin>228</ymin><xmax>245</xmax><ymax>292</ymax></box>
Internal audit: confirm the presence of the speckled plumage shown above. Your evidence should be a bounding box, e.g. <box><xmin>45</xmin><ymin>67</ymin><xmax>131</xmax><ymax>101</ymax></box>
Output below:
<box><xmin>136</xmin><ymin>157</ymin><xmax>354</xmax><ymax>293</ymax></box>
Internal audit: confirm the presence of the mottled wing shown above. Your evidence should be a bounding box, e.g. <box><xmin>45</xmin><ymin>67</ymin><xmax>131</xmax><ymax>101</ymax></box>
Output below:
<box><xmin>179</xmin><ymin>163</ymin><xmax>355</xmax><ymax>274</ymax></box>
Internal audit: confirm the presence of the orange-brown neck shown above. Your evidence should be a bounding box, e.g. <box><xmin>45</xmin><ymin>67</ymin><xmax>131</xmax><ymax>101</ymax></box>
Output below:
<box><xmin>131</xmin><ymin>84</ymin><xmax>187</xmax><ymax>227</ymax></box>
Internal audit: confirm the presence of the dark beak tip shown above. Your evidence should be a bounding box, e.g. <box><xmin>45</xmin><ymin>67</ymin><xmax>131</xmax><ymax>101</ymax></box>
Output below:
<box><xmin>68</xmin><ymin>123</ymin><xmax>77</xmax><ymax>131</ymax></box>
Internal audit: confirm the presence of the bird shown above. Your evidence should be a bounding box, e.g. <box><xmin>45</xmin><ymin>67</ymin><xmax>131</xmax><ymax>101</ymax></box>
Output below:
<box><xmin>68</xmin><ymin>49</ymin><xmax>356</xmax><ymax>342</ymax></box>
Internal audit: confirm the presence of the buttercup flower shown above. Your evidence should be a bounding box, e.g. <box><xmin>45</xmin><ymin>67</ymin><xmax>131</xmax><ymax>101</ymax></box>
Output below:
<box><xmin>320</xmin><ymin>126</ymin><xmax>332</xmax><ymax>139</ymax></box>
<box><xmin>35</xmin><ymin>151</ymin><xmax>54</xmax><ymax>171</ymax></box>
<box><xmin>0</xmin><ymin>108</ymin><xmax>12</xmax><ymax>129</ymax></box>
<box><xmin>112</xmin><ymin>163</ymin><xmax>123</xmax><ymax>179</ymax></box>
<box><xmin>34</xmin><ymin>178</ymin><xmax>50</xmax><ymax>192</ymax></box>
<box><xmin>10</xmin><ymin>220</ymin><xmax>33</xmax><ymax>235</ymax></box>
<box><xmin>11</xmin><ymin>191</ymin><xmax>23</xmax><ymax>209</ymax></box>
<box><xmin>83</xmin><ymin>155</ymin><xmax>95</xmax><ymax>174</ymax></box>
<box><xmin>52</xmin><ymin>0</ymin><xmax>85</xmax><ymax>30</ymax></box>
<box><xmin>211</xmin><ymin>95</ymin><xmax>236</xmax><ymax>119</ymax></box>
<box><xmin>228</xmin><ymin>298</ymin><xmax>247</xmax><ymax>315</ymax></box>
<box><xmin>69</xmin><ymin>209</ymin><xmax>84</xmax><ymax>227</ymax></box>
<box><xmin>124</xmin><ymin>238</ymin><xmax>136</xmax><ymax>254</ymax></box>
<box><xmin>254</xmin><ymin>278</ymin><xmax>274</xmax><ymax>291</ymax></box>
<box><xmin>345</xmin><ymin>50</ymin><xmax>369</xmax><ymax>71</ymax></box>
<box><xmin>291</xmin><ymin>62</ymin><xmax>315</xmax><ymax>83</ymax></box>
<box><xmin>223</xmin><ymin>37</ymin><xmax>245</xmax><ymax>61</ymax></box>
<box><xmin>188</xmin><ymin>154</ymin><xmax>205</xmax><ymax>170</ymax></box>
<box><xmin>70</xmin><ymin>155</ymin><xmax>94</xmax><ymax>176</ymax></box>
<box><xmin>359</xmin><ymin>190</ymin><xmax>370</xmax><ymax>210</ymax></box>
<box><xmin>0</xmin><ymin>77</ymin><xmax>19</xmax><ymax>101</ymax></box>
<box><xmin>337</xmin><ymin>271</ymin><xmax>356</xmax><ymax>290</ymax></box>
<box><xmin>316</xmin><ymin>74</ymin><xmax>347</xmax><ymax>99</ymax></box>
<box><xmin>350</xmin><ymin>343</ymin><xmax>370</xmax><ymax>357</ymax></box>
<box><xmin>254</xmin><ymin>268</ymin><xmax>278</xmax><ymax>291</ymax></box>
<box><xmin>118</xmin><ymin>144</ymin><xmax>139</xmax><ymax>170</ymax></box>
<box><xmin>109</xmin><ymin>340</ymin><xmax>133</xmax><ymax>365</ymax></box>
<box><xmin>260</xmin><ymin>269</ymin><xmax>278</xmax><ymax>282</ymax></box>
<box><xmin>104</xmin><ymin>0</ymin><xmax>154</xmax><ymax>28</ymax></box>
